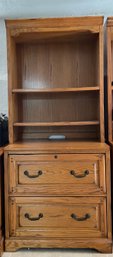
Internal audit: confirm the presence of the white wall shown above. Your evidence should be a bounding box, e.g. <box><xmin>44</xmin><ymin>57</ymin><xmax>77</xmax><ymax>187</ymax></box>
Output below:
<box><xmin>0</xmin><ymin>0</ymin><xmax>113</xmax><ymax>114</ymax></box>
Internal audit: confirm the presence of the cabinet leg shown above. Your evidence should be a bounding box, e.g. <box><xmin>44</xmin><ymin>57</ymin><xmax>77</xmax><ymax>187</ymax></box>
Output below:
<box><xmin>94</xmin><ymin>243</ymin><xmax>112</xmax><ymax>253</ymax></box>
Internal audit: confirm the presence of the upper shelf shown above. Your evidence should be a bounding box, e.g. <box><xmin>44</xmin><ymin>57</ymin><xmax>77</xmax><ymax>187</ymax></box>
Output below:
<box><xmin>12</xmin><ymin>87</ymin><xmax>100</xmax><ymax>93</ymax></box>
<box><xmin>13</xmin><ymin>121</ymin><xmax>100</xmax><ymax>127</ymax></box>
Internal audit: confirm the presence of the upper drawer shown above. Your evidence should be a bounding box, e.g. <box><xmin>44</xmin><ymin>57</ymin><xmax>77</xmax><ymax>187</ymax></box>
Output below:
<box><xmin>9</xmin><ymin>154</ymin><xmax>106</xmax><ymax>195</ymax></box>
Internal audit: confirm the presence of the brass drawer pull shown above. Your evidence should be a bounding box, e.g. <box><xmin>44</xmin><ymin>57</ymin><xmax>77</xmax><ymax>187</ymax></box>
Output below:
<box><xmin>71</xmin><ymin>213</ymin><xmax>90</xmax><ymax>221</ymax></box>
<box><xmin>24</xmin><ymin>213</ymin><xmax>43</xmax><ymax>221</ymax></box>
<box><xmin>70</xmin><ymin>169</ymin><xmax>89</xmax><ymax>178</ymax></box>
<box><xmin>24</xmin><ymin>170</ymin><xmax>43</xmax><ymax>178</ymax></box>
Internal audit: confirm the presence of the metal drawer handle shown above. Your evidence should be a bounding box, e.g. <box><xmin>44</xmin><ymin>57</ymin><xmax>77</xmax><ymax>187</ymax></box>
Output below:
<box><xmin>71</xmin><ymin>213</ymin><xmax>90</xmax><ymax>221</ymax></box>
<box><xmin>24</xmin><ymin>213</ymin><xmax>43</xmax><ymax>221</ymax></box>
<box><xmin>70</xmin><ymin>169</ymin><xmax>89</xmax><ymax>178</ymax></box>
<box><xmin>24</xmin><ymin>170</ymin><xmax>43</xmax><ymax>178</ymax></box>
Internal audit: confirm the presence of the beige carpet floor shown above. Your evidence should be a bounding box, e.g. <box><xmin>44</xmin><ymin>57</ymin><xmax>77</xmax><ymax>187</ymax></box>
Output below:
<box><xmin>2</xmin><ymin>249</ymin><xmax>113</xmax><ymax>257</ymax></box>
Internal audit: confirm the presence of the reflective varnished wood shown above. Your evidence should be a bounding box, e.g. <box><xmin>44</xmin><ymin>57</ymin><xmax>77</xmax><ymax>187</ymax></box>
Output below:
<box><xmin>5</xmin><ymin>16</ymin><xmax>111</xmax><ymax>253</ymax></box>
<box><xmin>4</xmin><ymin>142</ymin><xmax>112</xmax><ymax>253</ymax></box>
<box><xmin>6</xmin><ymin>16</ymin><xmax>104</xmax><ymax>143</ymax></box>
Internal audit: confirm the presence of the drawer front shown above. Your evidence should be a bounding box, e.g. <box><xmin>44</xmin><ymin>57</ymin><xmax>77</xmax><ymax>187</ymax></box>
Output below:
<box><xmin>9</xmin><ymin>154</ymin><xmax>106</xmax><ymax>195</ymax></box>
<box><xmin>9</xmin><ymin>197</ymin><xmax>107</xmax><ymax>238</ymax></box>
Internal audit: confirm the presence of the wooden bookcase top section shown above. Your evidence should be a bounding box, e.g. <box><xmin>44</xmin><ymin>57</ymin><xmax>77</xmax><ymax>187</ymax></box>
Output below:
<box><xmin>107</xmin><ymin>17</ymin><xmax>113</xmax><ymax>143</ymax></box>
<box><xmin>6</xmin><ymin>16</ymin><xmax>103</xmax><ymax>32</ymax></box>
<box><xmin>6</xmin><ymin>16</ymin><xmax>104</xmax><ymax>143</ymax></box>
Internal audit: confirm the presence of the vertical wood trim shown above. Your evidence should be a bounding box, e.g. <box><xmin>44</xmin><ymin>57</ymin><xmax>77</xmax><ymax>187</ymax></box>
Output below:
<box><xmin>107</xmin><ymin>27</ymin><xmax>112</xmax><ymax>142</ymax></box>
<box><xmin>4</xmin><ymin>152</ymin><xmax>9</xmax><ymax>238</ymax></box>
<box><xmin>6</xmin><ymin>28</ymin><xmax>14</xmax><ymax>144</ymax></box>
<box><xmin>99</xmin><ymin>26</ymin><xmax>104</xmax><ymax>142</ymax></box>
<box><xmin>105</xmin><ymin>150</ymin><xmax>112</xmax><ymax>239</ymax></box>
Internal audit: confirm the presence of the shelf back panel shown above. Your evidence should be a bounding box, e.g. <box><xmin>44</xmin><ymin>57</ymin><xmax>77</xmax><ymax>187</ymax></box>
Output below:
<box><xmin>14</xmin><ymin>125</ymin><xmax>100</xmax><ymax>142</ymax></box>
<box><xmin>15</xmin><ymin>35</ymin><xmax>99</xmax><ymax>89</ymax></box>
<box><xmin>14</xmin><ymin>92</ymin><xmax>99</xmax><ymax>123</ymax></box>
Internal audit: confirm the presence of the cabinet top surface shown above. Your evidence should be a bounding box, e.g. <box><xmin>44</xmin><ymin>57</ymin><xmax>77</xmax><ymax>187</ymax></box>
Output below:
<box><xmin>5</xmin><ymin>16</ymin><xmax>103</xmax><ymax>29</ymax></box>
<box><xmin>4</xmin><ymin>142</ymin><xmax>109</xmax><ymax>153</ymax></box>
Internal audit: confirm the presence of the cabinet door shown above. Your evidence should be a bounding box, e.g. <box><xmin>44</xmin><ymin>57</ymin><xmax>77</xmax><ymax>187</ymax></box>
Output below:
<box><xmin>9</xmin><ymin>196</ymin><xmax>107</xmax><ymax>238</ymax></box>
<box><xmin>9</xmin><ymin>154</ymin><xmax>106</xmax><ymax>195</ymax></box>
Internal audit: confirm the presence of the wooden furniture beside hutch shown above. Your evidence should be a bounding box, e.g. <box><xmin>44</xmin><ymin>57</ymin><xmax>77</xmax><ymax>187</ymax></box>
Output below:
<box><xmin>0</xmin><ymin>149</ymin><xmax>4</xmax><ymax>256</ymax></box>
<box><xmin>4</xmin><ymin>16</ymin><xmax>112</xmax><ymax>253</ymax></box>
<box><xmin>107</xmin><ymin>17</ymin><xmax>113</xmax><ymax>233</ymax></box>
<box><xmin>107</xmin><ymin>17</ymin><xmax>113</xmax><ymax>144</ymax></box>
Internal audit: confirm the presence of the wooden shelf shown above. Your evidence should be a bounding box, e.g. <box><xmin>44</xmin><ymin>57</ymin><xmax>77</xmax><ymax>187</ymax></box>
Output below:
<box><xmin>6</xmin><ymin>16</ymin><xmax>104</xmax><ymax>143</ymax></box>
<box><xmin>13</xmin><ymin>121</ymin><xmax>99</xmax><ymax>127</ymax></box>
<box><xmin>12</xmin><ymin>87</ymin><xmax>100</xmax><ymax>93</ymax></box>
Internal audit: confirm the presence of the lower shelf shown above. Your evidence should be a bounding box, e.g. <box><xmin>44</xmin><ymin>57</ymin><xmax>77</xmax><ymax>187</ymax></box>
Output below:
<box><xmin>13</xmin><ymin>122</ymin><xmax>100</xmax><ymax>141</ymax></box>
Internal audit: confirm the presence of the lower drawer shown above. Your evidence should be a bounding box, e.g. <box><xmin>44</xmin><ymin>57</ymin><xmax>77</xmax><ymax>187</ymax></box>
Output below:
<box><xmin>9</xmin><ymin>197</ymin><xmax>107</xmax><ymax>238</ymax></box>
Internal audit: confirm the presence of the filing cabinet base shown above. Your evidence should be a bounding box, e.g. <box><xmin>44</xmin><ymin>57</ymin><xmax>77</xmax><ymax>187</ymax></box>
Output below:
<box><xmin>5</xmin><ymin>238</ymin><xmax>112</xmax><ymax>253</ymax></box>
<box><xmin>4</xmin><ymin>142</ymin><xmax>112</xmax><ymax>254</ymax></box>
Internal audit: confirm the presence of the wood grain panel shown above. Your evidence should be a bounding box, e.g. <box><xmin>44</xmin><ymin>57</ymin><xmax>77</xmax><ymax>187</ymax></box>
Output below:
<box><xmin>9</xmin><ymin>196</ymin><xmax>107</xmax><ymax>238</ymax></box>
<box><xmin>15</xmin><ymin>92</ymin><xmax>99</xmax><ymax>123</ymax></box>
<box><xmin>9</xmin><ymin>153</ymin><xmax>106</xmax><ymax>195</ymax></box>
<box><xmin>14</xmin><ymin>125</ymin><xmax>100</xmax><ymax>141</ymax></box>
<box><xmin>5</xmin><ymin>238</ymin><xmax>112</xmax><ymax>253</ymax></box>
<box><xmin>4</xmin><ymin>141</ymin><xmax>109</xmax><ymax>153</ymax></box>
<box><xmin>16</xmin><ymin>37</ymin><xmax>99</xmax><ymax>89</ymax></box>
<box><xmin>107</xmin><ymin>21</ymin><xmax>113</xmax><ymax>142</ymax></box>
<box><xmin>6</xmin><ymin>17</ymin><xmax>103</xmax><ymax>29</ymax></box>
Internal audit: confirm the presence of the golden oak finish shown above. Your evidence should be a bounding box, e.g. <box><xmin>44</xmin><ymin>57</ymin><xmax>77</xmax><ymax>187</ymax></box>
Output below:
<box><xmin>9</xmin><ymin>153</ymin><xmax>106</xmax><ymax>195</ymax></box>
<box><xmin>107</xmin><ymin>18</ymin><xmax>113</xmax><ymax>142</ymax></box>
<box><xmin>9</xmin><ymin>196</ymin><xmax>106</xmax><ymax>238</ymax></box>
<box><xmin>5</xmin><ymin>238</ymin><xmax>112</xmax><ymax>253</ymax></box>
<box><xmin>5</xmin><ymin>17</ymin><xmax>112</xmax><ymax>253</ymax></box>
<box><xmin>12</xmin><ymin>87</ymin><xmax>100</xmax><ymax>93</ymax></box>
<box><xmin>5</xmin><ymin>16</ymin><xmax>103</xmax><ymax>27</ymax></box>
<box><xmin>4</xmin><ymin>142</ymin><xmax>112</xmax><ymax>253</ymax></box>
<box><xmin>6</xmin><ymin>16</ymin><xmax>104</xmax><ymax>143</ymax></box>
<box><xmin>107</xmin><ymin>18</ymin><xmax>113</xmax><ymax>237</ymax></box>
<box><xmin>0</xmin><ymin>149</ymin><xmax>4</xmax><ymax>256</ymax></box>
<box><xmin>4</xmin><ymin>141</ymin><xmax>109</xmax><ymax>152</ymax></box>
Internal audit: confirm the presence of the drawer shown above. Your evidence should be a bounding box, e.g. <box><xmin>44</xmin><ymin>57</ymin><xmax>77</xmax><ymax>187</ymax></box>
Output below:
<box><xmin>9</xmin><ymin>154</ymin><xmax>106</xmax><ymax>195</ymax></box>
<box><xmin>9</xmin><ymin>197</ymin><xmax>107</xmax><ymax>238</ymax></box>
